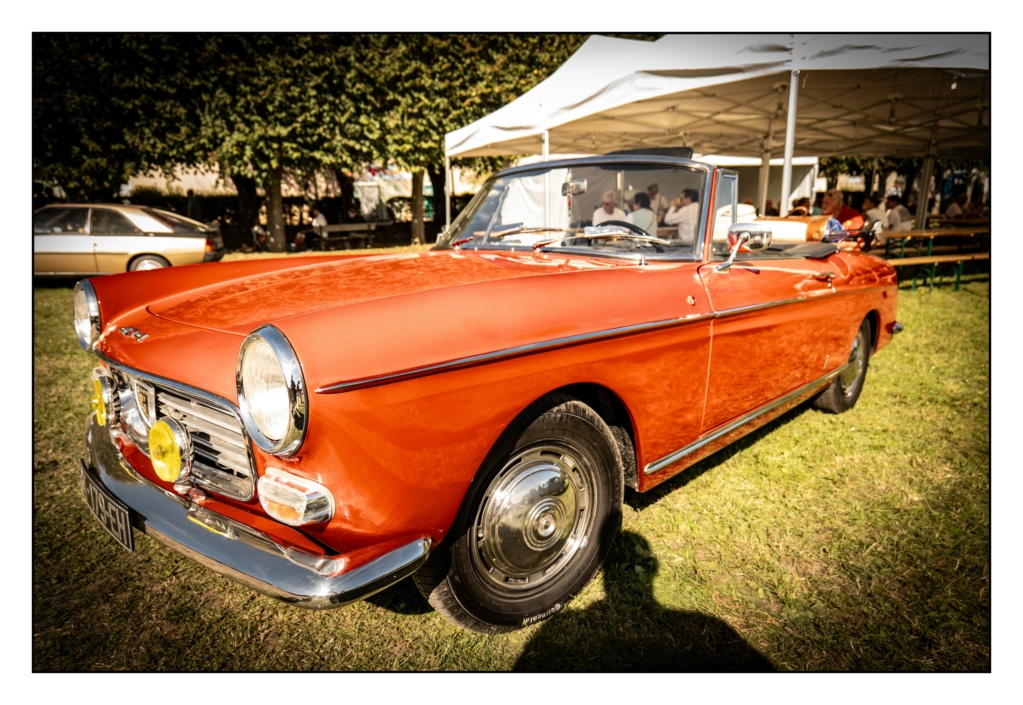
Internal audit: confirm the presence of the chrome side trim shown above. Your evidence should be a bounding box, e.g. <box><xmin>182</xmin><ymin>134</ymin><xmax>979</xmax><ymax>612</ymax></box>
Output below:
<box><xmin>643</xmin><ymin>365</ymin><xmax>847</xmax><ymax>475</ymax></box>
<box><xmin>714</xmin><ymin>296</ymin><xmax>807</xmax><ymax>318</ymax></box>
<box><xmin>316</xmin><ymin>315</ymin><xmax>715</xmax><ymax>394</ymax></box>
<box><xmin>83</xmin><ymin>414</ymin><xmax>432</xmax><ymax>609</ymax></box>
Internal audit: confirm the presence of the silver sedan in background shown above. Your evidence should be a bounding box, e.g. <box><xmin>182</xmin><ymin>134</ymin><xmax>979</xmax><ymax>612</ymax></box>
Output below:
<box><xmin>33</xmin><ymin>203</ymin><xmax>225</xmax><ymax>276</ymax></box>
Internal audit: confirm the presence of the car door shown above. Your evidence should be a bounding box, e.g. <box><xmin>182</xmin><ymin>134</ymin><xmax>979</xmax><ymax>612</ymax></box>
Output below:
<box><xmin>91</xmin><ymin>207</ymin><xmax>145</xmax><ymax>273</ymax></box>
<box><xmin>698</xmin><ymin>242</ymin><xmax>842</xmax><ymax>435</ymax></box>
<box><xmin>33</xmin><ymin>207</ymin><xmax>95</xmax><ymax>275</ymax></box>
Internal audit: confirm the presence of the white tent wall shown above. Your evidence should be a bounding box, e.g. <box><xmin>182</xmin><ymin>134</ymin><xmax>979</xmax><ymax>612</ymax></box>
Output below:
<box><xmin>444</xmin><ymin>33</ymin><xmax>989</xmax><ymax>227</ymax></box>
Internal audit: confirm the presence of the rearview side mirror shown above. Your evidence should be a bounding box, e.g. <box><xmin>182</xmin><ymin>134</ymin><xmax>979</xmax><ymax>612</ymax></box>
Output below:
<box><xmin>715</xmin><ymin>223</ymin><xmax>773</xmax><ymax>272</ymax></box>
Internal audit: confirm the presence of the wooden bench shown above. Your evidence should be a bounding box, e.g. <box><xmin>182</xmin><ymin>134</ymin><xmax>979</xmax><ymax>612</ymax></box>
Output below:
<box><xmin>882</xmin><ymin>226</ymin><xmax>990</xmax><ymax>259</ymax></box>
<box><xmin>888</xmin><ymin>252</ymin><xmax>990</xmax><ymax>291</ymax></box>
<box><xmin>314</xmin><ymin>223</ymin><xmax>377</xmax><ymax>250</ymax></box>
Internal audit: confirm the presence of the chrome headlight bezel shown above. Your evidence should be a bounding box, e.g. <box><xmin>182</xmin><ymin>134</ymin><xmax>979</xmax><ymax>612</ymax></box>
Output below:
<box><xmin>236</xmin><ymin>325</ymin><xmax>308</xmax><ymax>457</ymax></box>
<box><xmin>73</xmin><ymin>280</ymin><xmax>101</xmax><ymax>351</ymax></box>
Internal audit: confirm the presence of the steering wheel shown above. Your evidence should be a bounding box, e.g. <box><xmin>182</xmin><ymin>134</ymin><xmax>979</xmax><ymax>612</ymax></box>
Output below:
<box><xmin>598</xmin><ymin>220</ymin><xmax>666</xmax><ymax>252</ymax></box>
<box><xmin>601</xmin><ymin>219</ymin><xmax>650</xmax><ymax>237</ymax></box>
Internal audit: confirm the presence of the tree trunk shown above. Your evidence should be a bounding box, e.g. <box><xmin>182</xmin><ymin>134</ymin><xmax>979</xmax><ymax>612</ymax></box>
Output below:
<box><xmin>427</xmin><ymin>166</ymin><xmax>447</xmax><ymax>227</ymax></box>
<box><xmin>231</xmin><ymin>173</ymin><xmax>260</xmax><ymax>231</ymax></box>
<box><xmin>264</xmin><ymin>166</ymin><xmax>287</xmax><ymax>252</ymax></box>
<box><xmin>411</xmin><ymin>169</ymin><xmax>425</xmax><ymax>245</ymax></box>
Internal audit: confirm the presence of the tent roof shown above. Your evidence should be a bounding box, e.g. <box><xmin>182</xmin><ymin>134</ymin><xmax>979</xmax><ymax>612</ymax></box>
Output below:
<box><xmin>445</xmin><ymin>34</ymin><xmax>990</xmax><ymax>161</ymax></box>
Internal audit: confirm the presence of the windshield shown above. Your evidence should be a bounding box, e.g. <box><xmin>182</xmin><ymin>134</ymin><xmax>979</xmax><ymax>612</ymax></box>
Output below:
<box><xmin>436</xmin><ymin>161</ymin><xmax>710</xmax><ymax>258</ymax></box>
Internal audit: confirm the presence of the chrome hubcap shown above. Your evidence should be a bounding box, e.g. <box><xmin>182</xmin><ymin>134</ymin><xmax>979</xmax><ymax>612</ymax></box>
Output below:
<box><xmin>839</xmin><ymin>329</ymin><xmax>867</xmax><ymax>397</ymax></box>
<box><xmin>473</xmin><ymin>444</ymin><xmax>592</xmax><ymax>590</ymax></box>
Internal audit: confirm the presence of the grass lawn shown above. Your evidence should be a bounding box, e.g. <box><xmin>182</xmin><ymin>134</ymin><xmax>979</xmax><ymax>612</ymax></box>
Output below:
<box><xmin>31</xmin><ymin>255</ymin><xmax>991</xmax><ymax>674</ymax></box>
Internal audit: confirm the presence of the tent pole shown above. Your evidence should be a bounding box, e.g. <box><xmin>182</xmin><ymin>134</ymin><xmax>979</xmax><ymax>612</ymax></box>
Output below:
<box><xmin>781</xmin><ymin>69</ymin><xmax>800</xmax><ymax>215</ymax></box>
<box><xmin>915</xmin><ymin>131</ymin><xmax>938</xmax><ymax>229</ymax></box>
<box><xmin>445</xmin><ymin>154</ymin><xmax>451</xmax><ymax>229</ymax></box>
<box><xmin>758</xmin><ymin>121</ymin><xmax>773</xmax><ymax>215</ymax></box>
<box><xmin>543</xmin><ymin>130</ymin><xmax>550</xmax><ymax>225</ymax></box>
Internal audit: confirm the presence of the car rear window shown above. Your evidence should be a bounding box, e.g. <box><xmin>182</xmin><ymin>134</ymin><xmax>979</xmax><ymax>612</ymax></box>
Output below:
<box><xmin>141</xmin><ymin>208</ymin><xmax>208</xmax><ymax>233</ymax></box>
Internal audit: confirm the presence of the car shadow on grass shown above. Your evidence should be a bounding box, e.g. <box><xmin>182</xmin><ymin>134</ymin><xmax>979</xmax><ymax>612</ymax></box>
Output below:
<box><xmin>514</xmin><ymin>530</ymin><xmax>775</xmax><ymax>672</ymax></box>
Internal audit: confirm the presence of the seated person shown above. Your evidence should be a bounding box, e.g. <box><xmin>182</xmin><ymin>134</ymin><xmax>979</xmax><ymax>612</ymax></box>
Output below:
<box><xmin>626</xmin><ymin>191</ymin><xmax>658</xmax><ymax>237</ymax></box>
<box><xmin>664</xmin><ymin>188</ymin><xmax>701</xmax><ymax>242</ymax></box>
<box><xmin>821</xmin><ymin>189</ymin><xmax>864</xmax><ymax>231</ymax></box>
<box><xmin>944</xmin><ymin>191</ymin><xmax>968</xmax><ymax>221</ymax></box>
<box><xmin>786</xmin><ymin>197</ymin><xmax>810</xmax><ymax>216</ymax></box>
<box><xmin>592</xmin><ymin>192</ymin><xmax>626</xmax><ymax>226</ymax></box>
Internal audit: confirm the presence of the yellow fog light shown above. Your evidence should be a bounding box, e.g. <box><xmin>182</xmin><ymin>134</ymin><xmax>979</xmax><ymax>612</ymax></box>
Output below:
<box><xmin>90</xmin><ymin>370</ymin><xmax>118</xmax><ymax>428</ymax></box>
<box><xmin>148</xmin><ymin>417</ymin><xmax>193</xmax><ymax>483</ymax></box>
<box><xmin>258</xmin><ymin>468</ymin><xmax>334</xmax><ymax>527</ymax></box>
<box><xmin>91</xmin><ymin>378</ymin><xmax>107</xmax><ymax>426</ymax></box>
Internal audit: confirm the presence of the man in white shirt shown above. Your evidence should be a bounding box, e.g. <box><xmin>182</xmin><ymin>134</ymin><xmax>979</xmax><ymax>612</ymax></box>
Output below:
<box><xmin>664</xmin><ymin>189</ymin><xmax>701</xmax><ymax>242</ymax></box>
<box><xmin>592</xmin><ymin>192</ymin><xmax>626</xmax><ymax>225</ymax></box>
<box><xmin>884</xmin><ymin>192</ymin><xmax>913</xmax><ymax>231</ymax></box>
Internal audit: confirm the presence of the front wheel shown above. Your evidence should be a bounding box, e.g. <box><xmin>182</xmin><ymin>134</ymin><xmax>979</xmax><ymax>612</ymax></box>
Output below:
<box><xmin>813</xmin><ymin>319</ymin><xmax>871</xmax><ymax>414</ymax></box>
<box><xmin>414</xmin><ymin>395</ymin><xmax>624</xmax><ymax>633</ymax></box>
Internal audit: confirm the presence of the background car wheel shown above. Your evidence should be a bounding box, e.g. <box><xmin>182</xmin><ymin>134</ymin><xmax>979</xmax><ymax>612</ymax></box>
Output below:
<box><xmin>129</xmin><ymin>255</ymin><xmax>170</xmax><ymax>271</ymax></box>
<box><xmin>813</xmin><ymin>319</ymin><xmax>871</xmax><ymax>414</ymax></box>
<box><xmin>414</xmin><ymin>393</ymin><xmax>624</xmax><ymax>634</ymax></box>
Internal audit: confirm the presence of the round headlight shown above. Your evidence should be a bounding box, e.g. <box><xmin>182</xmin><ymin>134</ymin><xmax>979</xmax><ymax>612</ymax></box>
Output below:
<box><xmin>73</xmin><ymin>280</ymin><xmax>101</xmax><ymax>351</ymax></box>
<box><xmin>237</xmin><ymin>325</ymin><xmax>307</xmax><ymax>456</ymax></box>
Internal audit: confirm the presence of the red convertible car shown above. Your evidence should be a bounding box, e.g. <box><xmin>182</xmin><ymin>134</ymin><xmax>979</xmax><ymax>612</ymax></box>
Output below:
<box><xmin>76</xmin><ymin>149</ymin><xmax>901</xmax><ymax>633</ymax></box>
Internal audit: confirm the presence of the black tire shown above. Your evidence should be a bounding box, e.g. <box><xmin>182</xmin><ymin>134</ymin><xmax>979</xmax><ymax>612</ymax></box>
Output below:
<box><xmin>813</xmin><ymin>319</ymin><xmax>871</xmax><ymax>414</ymax></box>
<box><xmin>414</xmin><ymin>394</ymin><xmax>624</xmax><ymax>634</ymax></box>
<box><xmin>129</xmin><ymin>255</ymin><xmax>170</xmax><ymax>271</ymax></box>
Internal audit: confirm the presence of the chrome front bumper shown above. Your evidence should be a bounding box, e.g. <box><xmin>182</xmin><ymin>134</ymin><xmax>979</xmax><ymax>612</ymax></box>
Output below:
<box><xmin>81</xmin><ymin>414</ymin><xmax>431</xmax><ymax>609</ymax></box>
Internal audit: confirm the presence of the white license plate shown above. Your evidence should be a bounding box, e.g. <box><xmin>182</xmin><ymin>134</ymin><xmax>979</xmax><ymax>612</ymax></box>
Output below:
<box><xmin>80</xmin><ymin>461</ymin><xmax>134</xmax><ymax>552</ymax></box>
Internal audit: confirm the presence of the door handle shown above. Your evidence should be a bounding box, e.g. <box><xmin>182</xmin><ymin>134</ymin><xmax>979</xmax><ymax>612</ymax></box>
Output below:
<box><xmin>813</xmin><ymin>271</ymin><xmax>837</xmax><ymax>281</ymax></box>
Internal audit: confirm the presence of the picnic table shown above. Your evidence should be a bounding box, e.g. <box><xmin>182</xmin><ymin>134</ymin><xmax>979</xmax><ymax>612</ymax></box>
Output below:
<box><xmin>881</xmin><ymin>226</ymin><xmax>990</xmax><ymax>291</ymax></box>
<box><xmin>314</xmin><ymin>222</ymin><xmax>379</xmax><ymax>250</ymax></box>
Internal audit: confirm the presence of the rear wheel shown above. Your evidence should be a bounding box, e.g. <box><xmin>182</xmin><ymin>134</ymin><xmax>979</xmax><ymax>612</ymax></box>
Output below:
<box><xmin>814</xmin><ymin>319</ymin><xmax>871</xmax><ymax>413</ymax></box>
<box><xmin>129</xmin><ymin>255</ymin><xmax>170</xmax><ymax>271</ymax></box>
<box><xmin>414</xmin><ymin>394</ymin><xmax>623</xmax><ymax>633</ymax></box>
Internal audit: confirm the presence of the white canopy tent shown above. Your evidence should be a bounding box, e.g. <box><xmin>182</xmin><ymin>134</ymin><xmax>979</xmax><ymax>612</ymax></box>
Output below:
<box><xmin>444</xmin><ymin>33</ymin><xmax>990</xmax><ymax>226</ymax></box>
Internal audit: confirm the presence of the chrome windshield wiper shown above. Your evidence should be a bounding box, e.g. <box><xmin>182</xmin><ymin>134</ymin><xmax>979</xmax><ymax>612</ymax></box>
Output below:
<box><xmin>452</xmin><ymin>226</ymin><xmax>563</xmax><ymax>249</ymax></box>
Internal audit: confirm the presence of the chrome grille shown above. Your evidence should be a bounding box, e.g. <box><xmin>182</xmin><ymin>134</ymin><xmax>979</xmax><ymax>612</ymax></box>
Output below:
<box><xmin>115</xmin><ymin>366</ymin><xmax>254</xmax><ymax>501</ymax></box>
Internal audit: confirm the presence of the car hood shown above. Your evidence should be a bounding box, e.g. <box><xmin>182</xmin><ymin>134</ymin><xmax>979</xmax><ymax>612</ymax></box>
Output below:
<box><xmin>96</xmin><ymin>250</ymin><xmax>706</xmax><ymax>401</ymax></box>
<box><xmin>147</xmin><ymin>251</ymin><xmax>634</xmax><ymax>334</ymax></box>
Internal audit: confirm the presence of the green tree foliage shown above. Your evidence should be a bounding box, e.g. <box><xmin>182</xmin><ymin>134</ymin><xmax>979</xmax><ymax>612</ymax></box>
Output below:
<box><xmin>33</xmin><ymin>34</ymin><xmax>203</xmax><ymax>199</ymax></box>
<box><xmin>33</xmin><ymin>34</ymin><xmax>661</xmax><ymax>245</ymax></box>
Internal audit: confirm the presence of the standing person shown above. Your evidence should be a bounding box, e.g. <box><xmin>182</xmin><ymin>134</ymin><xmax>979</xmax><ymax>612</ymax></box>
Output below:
<box><xmin>664</xmin><ymin>188</ymin><xmax>701</xmax><ymax>242</ymax></box>
<box><xmin>885</xmin><ymin>191</ymin><xmax>913</xmax><ymax>231</ymax></box>
<box><xmin>292</xmin><ymin>204</ymin><xmax>329</xmax><ymax>252</ymax></box>
<box><xmin>821</xmin><ymin>189</ymin><xmax>864</xmax><ymax>230</ymax></box>
<box><xmin>647</xmin><ymin>183</ymin><xmax>669</xmax><ymax>224</ymax></box>
<box><xmin>592</xmin><ymin>192</ymin><xmax>626</xmax><ymax>226</ymax></box>
<box><xmin>186</xmin><ymin>189</ymin><xmax>201</xmax><ymax>221</ymax></box>
<box><xmin>626</xmin><ymin>191</ymin><xmax>658</xmax><ymax>237</ymax></box>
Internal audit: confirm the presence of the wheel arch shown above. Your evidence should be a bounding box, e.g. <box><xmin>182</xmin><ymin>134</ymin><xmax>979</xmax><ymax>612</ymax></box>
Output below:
<box><xmin>864</xmin><ymin>309</ymin><xmax>880</xmax><ymax>353</ymax></box>
<box><xmin>128</xmin><ymin>253</ymin><xmax>171</xmax><ymax>271</ymax></box>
